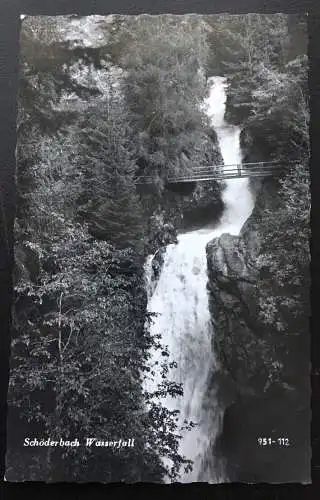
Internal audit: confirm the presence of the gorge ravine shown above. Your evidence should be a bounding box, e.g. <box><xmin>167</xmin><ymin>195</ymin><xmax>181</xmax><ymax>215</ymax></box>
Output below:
<box><xmin>144</xmin><ymin>76</ymin><xmax>255</xmax><ymax>482</ymax></box>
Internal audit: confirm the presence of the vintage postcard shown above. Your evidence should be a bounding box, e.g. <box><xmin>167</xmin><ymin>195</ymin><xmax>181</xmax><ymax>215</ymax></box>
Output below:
<box><xmin>6</xmin><ymin>13</ymin><xmax>310</xmax><ymax>483</ymax></box>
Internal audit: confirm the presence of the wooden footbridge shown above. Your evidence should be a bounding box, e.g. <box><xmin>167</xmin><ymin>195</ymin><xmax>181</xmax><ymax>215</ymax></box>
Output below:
<box><xmin>135</xmin><ymin>160</ymin><xmax>295</xmax><ymax>184</ymax></box>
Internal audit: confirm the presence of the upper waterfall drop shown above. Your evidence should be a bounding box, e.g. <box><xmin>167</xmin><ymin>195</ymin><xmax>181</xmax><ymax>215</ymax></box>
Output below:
<box><xmin>205</xmin><ymin>76</ymin><xmax>227</xmax><ymax>128</ymax></box>
<box><xmin>205</xmin><ymin>76</ymin><xmax>255</xmax><ymax>233</ymax></box>
<box><xmin>144</xmin><ymin>76</ymin><xmax>255</xmax><ymax>483</ymax></box>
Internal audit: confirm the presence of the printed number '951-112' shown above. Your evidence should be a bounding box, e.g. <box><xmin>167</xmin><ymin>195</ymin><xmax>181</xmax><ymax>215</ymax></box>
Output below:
<box><xmin>257</xmin><ymin>437</ymin><xmax>290</xmax><ymax>446</ymax></box>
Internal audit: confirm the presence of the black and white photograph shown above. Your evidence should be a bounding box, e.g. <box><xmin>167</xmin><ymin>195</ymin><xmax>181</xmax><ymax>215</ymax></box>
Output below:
<box><xmin>5</xmin><ymin>12</ymin><xmax>310</xmax><ymax>483</ymax></box>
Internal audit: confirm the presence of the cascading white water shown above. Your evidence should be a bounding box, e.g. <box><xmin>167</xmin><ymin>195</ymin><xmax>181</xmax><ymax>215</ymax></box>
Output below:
<box><xmin>144</xmin><ymin>76</ymin><xmax>255</xmax><ymax>482</ymax></box>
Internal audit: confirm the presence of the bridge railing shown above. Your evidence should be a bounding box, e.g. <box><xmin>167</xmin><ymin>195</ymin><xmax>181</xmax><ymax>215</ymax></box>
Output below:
<box><xmin>135</xmin><ymin>160</ymin><xmax>297</xmax><ymax>184</ymax></box>
<box><xmin>166</xmin><ymin>164</ymin><xmax>281</xmax><ymax>182</ymax></box>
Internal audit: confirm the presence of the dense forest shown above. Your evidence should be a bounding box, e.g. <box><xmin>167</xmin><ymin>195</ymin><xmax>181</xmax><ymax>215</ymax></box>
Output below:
<box><xmin>6</xmin><ymin>13</ymin><xmax>309</xmax><ymax>482</ymax></box>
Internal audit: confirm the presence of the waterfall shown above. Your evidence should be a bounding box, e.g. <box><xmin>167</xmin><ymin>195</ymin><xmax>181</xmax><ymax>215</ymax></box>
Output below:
<box><xmin>144</xmin><ymin>76</ymin><xmax>255</xmax><ymax>482</ymax></box>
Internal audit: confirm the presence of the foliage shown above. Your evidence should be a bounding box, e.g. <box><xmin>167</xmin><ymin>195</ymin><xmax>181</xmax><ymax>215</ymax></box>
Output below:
<box><xmin>10</xmin><ymin>214</ymin><xmax>194</xmax><ymax>480</ymax></box>
<box><xmin>204</xmin><ymin>13</ymin><xmax>289</xmax><ymax>75</ymax></box>
<box><xmin>257</xmin><ymin>164</ymin><xmax>310</xmax><ymax>346</ymax></box>
<box><xmin>10</xmin><ymin>155</ymin><xmax>191</xmax><ymax>482</ymax></box>
<box><xmin>248</xmin><ymin>55</ymin><xmax>309</xmax><ymax>160</ymax></box>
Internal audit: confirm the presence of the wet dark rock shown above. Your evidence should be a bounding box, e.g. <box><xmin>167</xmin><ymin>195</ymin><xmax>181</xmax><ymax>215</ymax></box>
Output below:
<box><xmin>145</xmin><ymin>214</ymin><xmax>178</xmax><ymax>256</ymax></box>
<box><xmin>144</xmin><ymin>216</ymin><xmax>178</xmax><ymax>293</ymax></box>
<box><xmin>151</xmin><ymin>247</ymin><xmax>166</xmax><ymax>282</ymax></box>
<box><xmin>181</xmin><ymin>182</ymin><xmax>225</xmax><ymax>231</ymax></box>
<box><xmin>14</xmin><ymin>242</ymin><xmax>41</xmax><ymax>284</ymax></box>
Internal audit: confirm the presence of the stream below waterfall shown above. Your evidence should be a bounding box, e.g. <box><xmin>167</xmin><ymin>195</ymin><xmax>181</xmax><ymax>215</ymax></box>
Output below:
<box><xmin>144</xmin><ymin>76</ymin><xmax>255</xmax><ymax>483</ymax></box>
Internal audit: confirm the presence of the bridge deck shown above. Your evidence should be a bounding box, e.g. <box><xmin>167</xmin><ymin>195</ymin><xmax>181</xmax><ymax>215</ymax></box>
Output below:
<box><xmin>135</xmin><ymin>160</ymin><xmax>293</xmax><ymax>184</ymax></box>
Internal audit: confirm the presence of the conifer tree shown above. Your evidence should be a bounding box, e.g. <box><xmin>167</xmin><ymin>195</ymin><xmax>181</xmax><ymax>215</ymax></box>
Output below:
<box><xmin>78</xmin><ymin>87</ymin><xmax>145</xmax><ymax>249</ymax></box>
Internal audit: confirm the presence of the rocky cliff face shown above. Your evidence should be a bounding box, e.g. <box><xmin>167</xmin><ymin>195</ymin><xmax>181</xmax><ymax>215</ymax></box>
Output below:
<box><xmin>206</xmin><ymin>178</ymin><xmax>310</xmax><ymax>483</ymax></box>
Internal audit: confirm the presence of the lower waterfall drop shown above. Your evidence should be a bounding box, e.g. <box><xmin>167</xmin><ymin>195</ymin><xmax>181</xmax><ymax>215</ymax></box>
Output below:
<box><xmin>144</xmin><ymin>76</ymin><xmax>255</xmax><ymax>482</ymax></box>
